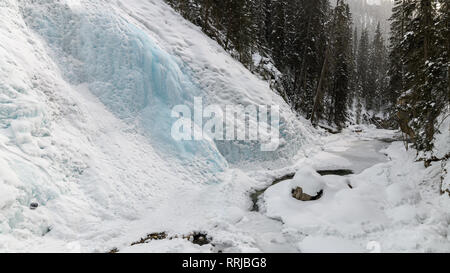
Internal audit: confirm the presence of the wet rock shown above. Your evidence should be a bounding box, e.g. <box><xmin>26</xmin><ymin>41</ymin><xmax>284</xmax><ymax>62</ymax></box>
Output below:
<box><xmin>184</xmin><ymin>232</ymin><xmax>211</xmax><ymax>246</ymax></box>
<box><xmin>291</xmin><ymin>187</ymin><xmax>323</xmax><ymax>201</ymax></box>
<box><xmin>128</xmin><ymin>231</ymin><xmax>212</xmax><ymax>249</ymax></box>
<box><xmin>192</xmin><ymin>233</ymin><xmax>211</xmax><ymax>246</ymax></box>
<box><xmin>290</xmin><ymin>165</ymin><xmax>325</xmax><ymax>200</ymax></box>
<box><xmin>131</xmin><ymin>232</ymin><xmax>167</xmax><ymax>246</ymax></box>
<box><xmin>109</xmin><ymin>248</ymin><xmax>119</xmax><ymax>253</ymax></box>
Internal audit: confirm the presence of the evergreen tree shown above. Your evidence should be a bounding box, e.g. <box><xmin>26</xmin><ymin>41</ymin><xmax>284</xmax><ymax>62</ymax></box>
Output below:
<box><xmin>369</xmin><ymin>22</ymin><xmax>388</xmax><ymax>113</ymax></box>
<box><xmin>357</xmin><ymin>28</ymin><xmax>370</xmax><ymax>111</ymax></box>
<box><xmin>387</xmin><ymin>0</ymin><xmax>407</xmax><ymax>112</ymax></box>
<box><xmin>269</xmin><ymin>0</ymin><xmax>287</xmax><ymax>67</ymax></box>
<box><xmin>328</xmin><ymin>0</ymin><xmax>353</xmax><ymax>127</ymax></box>
<box><xmin>292</xmin><ymin>0</ymin><xmax>330</xmax><ymax>117</ymax></box>
<box><xmin>436</xmin><ymin>0</ymin><xmax>450</xmax><ymax>109</ymax></box>
<box><xmin>352</xmin><ymin>27</ymin><xmax>363</xmax><ymax>124</ymax></box>
<box><xmin>390</xmin><ymin>0</ymin><xmax>448</xmax><ymax>151</ymax></box>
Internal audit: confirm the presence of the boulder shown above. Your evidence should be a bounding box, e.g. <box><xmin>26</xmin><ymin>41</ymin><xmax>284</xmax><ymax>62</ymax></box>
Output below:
<box><xmin>290</xmin><ymin>165</ymin><xmax>325</xmax><ymax>201</ymax></box>
<box><xmin>291</xmin><ymin>187</ymin><xmax>323</xmax><ymax>201</ymax></box>
<box><xmin>30</xmin><ymin>202</ymin><xmax>39</xmax><ymax>210</ymax></box>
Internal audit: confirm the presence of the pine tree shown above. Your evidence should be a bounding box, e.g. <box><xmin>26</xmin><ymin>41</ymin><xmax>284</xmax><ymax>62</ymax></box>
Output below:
<box><xmin>353</xmin><ymin>27</ymin><xmax>363</xmax><ymax>124</ymax></box>
<box><xmin>436</xmin><ymin>0</ymin><xmax>450</xmax><ymax>109</ymax></box>
<box><xmin>292</xmin><ymin>0</ymin><xmax>330</xmax><ymax>117</ymax></box>
<box><xmin>270</xmin><ymin>0</ymin><xmax>287</xmax><ymax>67</ymax></box>
<box><xmin>311</xmin><ymin>0</ymin><xmax>338</xmax><ymax>125</ymax></box>
<box><xmin>328</xmin><ymin>0</ymin><xmax>353</xmax><ymax>127</ymax></box>
<box><xmin>390</xmin><ymin>0</ymin><xmax>448</xmax><ymax>151</ymax></box>
<box><xmin>369</xmin><ymin>22</ymin><xmax>388</xmax><ymax>113</ymax></box>
<box><xmin>357</xmin><ymin>28</ymin><xmax>370</xmax><ymax>112</ymax></box>
<box><xmin>387</xmin><ymin>0</ymin><xmax>407</xmax><ymax>112</ymax></box>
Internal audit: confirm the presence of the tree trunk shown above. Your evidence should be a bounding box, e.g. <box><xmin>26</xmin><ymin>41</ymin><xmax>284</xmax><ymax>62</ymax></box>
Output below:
<box><xmin>297</xmin><ymin>16</ymin><xmax>312</xmax><ymax>94</ymax></box>
<box><xmin>310</xmin><ymin>52</ymin><xmax>330</xmax><ymax>125</ymax></box>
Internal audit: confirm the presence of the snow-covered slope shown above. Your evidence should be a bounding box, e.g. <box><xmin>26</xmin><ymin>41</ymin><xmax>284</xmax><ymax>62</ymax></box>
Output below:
<box><xmin>0</xmin><ymin>0</ymin><xmax>315</xmax><ymax>252</ymax></box>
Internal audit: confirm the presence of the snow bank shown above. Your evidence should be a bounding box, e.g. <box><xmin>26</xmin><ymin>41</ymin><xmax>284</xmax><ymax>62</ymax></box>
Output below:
<box><xmin>434</xmin><ymin>113</ymin><xmax>450</xmax><ymax>159</ymax></box>
<box><xmin>298</xmin><ymin>236</ymin><xmax>364</xmax><ymax>253</ymax></box>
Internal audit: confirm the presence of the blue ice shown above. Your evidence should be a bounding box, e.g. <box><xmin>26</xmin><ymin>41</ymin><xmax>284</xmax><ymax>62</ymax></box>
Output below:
<box><xmin>23</xmin><ymin>4</ymin><xmax>228</xmax><ymax>175</ymax></box>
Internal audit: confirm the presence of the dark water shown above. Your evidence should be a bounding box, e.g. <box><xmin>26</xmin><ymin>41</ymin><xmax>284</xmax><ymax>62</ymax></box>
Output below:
<box><xmin>317</xmin><ymin>169</ymin><xmax>354</xmax><ymax>176</ymax></box>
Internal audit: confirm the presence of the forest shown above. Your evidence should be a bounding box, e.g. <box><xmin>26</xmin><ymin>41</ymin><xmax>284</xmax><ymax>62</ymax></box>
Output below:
<box><xmin>166</xmin><ymin>0</ymin><xmax>449</xmax><ymax>154</ymax></box>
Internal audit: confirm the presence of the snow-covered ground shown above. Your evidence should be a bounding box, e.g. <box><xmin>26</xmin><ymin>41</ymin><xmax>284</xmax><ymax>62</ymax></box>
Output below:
<box><xmin>262</xmin><ymin>127</ymin><xmax>450</xmax><ymax>252</ymax></box>
<box><xmin>0</xmin><ymin>0</ymin><xmax>449</xmax><ymax>253</ymax></box>
<box><xmin>119</xmin><ymin>126</ymin><xmax>450</xmax><ymax>253</ymax></box>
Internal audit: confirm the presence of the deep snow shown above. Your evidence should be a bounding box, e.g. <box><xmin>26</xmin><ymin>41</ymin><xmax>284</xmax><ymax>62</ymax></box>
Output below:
<box><xmin>0</xmin><ymin>0</ymin><xmax>449</xmax><ymax>253</ymax></box>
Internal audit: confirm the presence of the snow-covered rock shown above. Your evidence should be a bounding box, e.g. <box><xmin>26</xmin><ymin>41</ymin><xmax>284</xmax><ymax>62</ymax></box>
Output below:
<box><xmin>290</xmin><ymin>165</ymin><xmax>325</xmax><ymax>198</ymax></box>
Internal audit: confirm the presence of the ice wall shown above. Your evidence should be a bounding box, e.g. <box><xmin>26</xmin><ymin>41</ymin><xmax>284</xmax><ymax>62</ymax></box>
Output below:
<box><xmin>21</xmin><ymin>1</ymin><xmax>228</xmax><ymax>173</ymax></box>
<box><xmin>19</xmin><ymin>0</ymin><xmax>314</xmax><ymax>173</ymax></box>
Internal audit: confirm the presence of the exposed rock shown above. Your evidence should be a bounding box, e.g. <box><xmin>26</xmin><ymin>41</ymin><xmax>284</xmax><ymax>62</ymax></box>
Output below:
<box><xmin>108</xmin><ymin>247</ymin><xmax>119</xmax><ymax>253</ymax></box>
<box><xmin>191</xmin><ymin>232</ymin><xmax>211</xmax><ymax>246</ymax></box>
<box><xmin>30</xmin><ymin>203</ymin><xmax>39</xmax><ymax>210</ymax></box>
<box><xmin>290</xmin><ymin>165</ymin><xmax>325</xmax><ymax>198</ymax></box>
<box><xmin>291</xmin><ymin>187</ymin><xmax>323</xmax><ymax>201</ymax></box>
<box><xmin>128</xmin><ymin>231</ymin><xmax>211</xmax><ymax>249</ymax></box>
<box><xmin>131</xmin><ymin>232</ymin><xmax>167</xmax><ymax>246</ymax></box>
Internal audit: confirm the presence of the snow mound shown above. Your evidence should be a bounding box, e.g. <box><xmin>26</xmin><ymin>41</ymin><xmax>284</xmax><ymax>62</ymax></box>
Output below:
<box><xmin>290</xmin><ymin>165</ymin><xmax>325</xmax><ymax>196</ymax></box>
